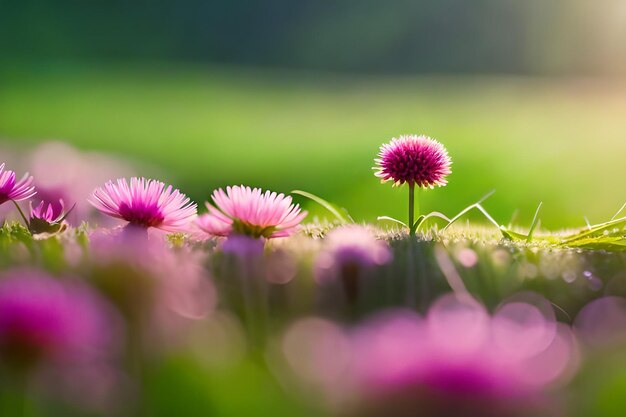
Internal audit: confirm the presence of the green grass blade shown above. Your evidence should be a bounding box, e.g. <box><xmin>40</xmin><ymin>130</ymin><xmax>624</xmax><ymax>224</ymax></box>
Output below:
<box><xmin>291</xmin><ymin>190</ymin><xmax>352</xmax><ymax>224</ymax></box>
<box><xmin>377</xmin><ymin>216</ymin><xmax>407</xmax><ymax>228</ymax></box>
<box><xmin>612</xmin><ymin>202</ymin><xmax>626</xmax><ymax>220</ymax></box>
<box><xmin>560</xmin><ymin>215</ymin><xmax>626</xmax><ymax>244</ymax></box>
<box><xmin>415</xmin><ymin>211</ymin><xmax>452</xmax><ymax>231</ymax></box>
<box><xmin>526</xmin><ymin>202</ymin><xmax>543</xmax><ymax>243</ymax></box>
<box><xmin>440</xmin><ymin>190</ymin><xmax>497</xmax><ymax>233</ymax></box>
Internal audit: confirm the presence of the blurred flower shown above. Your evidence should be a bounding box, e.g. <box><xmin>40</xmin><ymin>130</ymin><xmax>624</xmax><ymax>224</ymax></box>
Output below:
<box><xmin>198</xmin><ymin>185</ymin><xmax>307</xmax><ymax>238</ymax></box>
<box><xmin>89</xmin><ymin>177</ymin><xmax>197</xmax><ymax>232</ymax></box>
<box><xmin>0</xmin><ymin>269</ymin><xmax>120</xmax><ymax>372</ymax></box>
<box><xmin>221</xmin><ymin>234</ymin><xmax>265</xmax><ymax>258</ymax></box>
<box><xmin>28</xmin><ymin>141</ymin><xmax>136</xmax><ymax>226</ymax></box>
<box><xmin>574</xmin><ymin>296</ymin><xmax>626</xmax><ymax>348</ymax></box>
<box><xmin>28</xmin><ymin>199</ymin><xmax>73</xmax><ymax>235</ymax></box>
<box><xmin>0</xmin><ymin>163</ymin><xmax>36</xmax><ymax>205</ymax></box>
<box><xmin>86</xmin><ymin>232</ymin><xmax>216</xmax><ymax>349</ymax></box>
<box><xmin>374</xmin><ymin>134</ymin><xmax>451</xmax><ymax>187</ymax></box>
<box><xmin>315</xmin><ymin>226</ymin><xmax>392</xmax><ymax>303</ymax></box>
<box><xmin>284</xmin><ymin>294</ymin><xmax>578</xmax><ymax>417</ymax></box>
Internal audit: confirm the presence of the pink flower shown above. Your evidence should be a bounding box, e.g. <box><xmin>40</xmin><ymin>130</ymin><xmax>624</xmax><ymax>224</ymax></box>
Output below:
<box><xmin>283</xmin><ymin>294</ymin><xmax>578</xmax><ymax>417</ymax></box>
<box><xmin>374</xmin><ymin>135</ymin><xmax>452</xmax><ymax>187</ymax></box>
<box><xmin>0</xmin><ymin>269</ymin><xmax>120</xmax><ymax>371</ymax></box>
<box><xmin>0</xmin><ymin>163</ymin><xmax>36</xmax><ymax>205</ymax></box>
<box><xmin>89</xmin><ymin>178</ymin><xmax>197</xmax><ymax>232</ymax></box>
<box><xmin>345</xmin><ymin>295</ymin><xmax>577</xmax><ymax>416</ymax></box>
<box><xmin>197</xmin><ymin>185</ymin><xmax>307</xmax><ymax>238</ymax></box>
<box><xmin>196</xmin><ymin>212</ymin><xmax>233</xmax><ymax>237</ymax></box>
<box><xmin>29</xmin><ymin>199</ymin><xmax>72</xmax><ymax>235</ymax></box>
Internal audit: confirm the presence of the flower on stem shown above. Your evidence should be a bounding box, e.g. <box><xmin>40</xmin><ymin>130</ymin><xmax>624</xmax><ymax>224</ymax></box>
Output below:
<box><xmin>28</xmin><ymin>199</ymin><xmax>74</xmax><ymax>235</ymax></box>
<box><xmin>374</xmin><ymin>135</ymin><xmax>451</xmax><ymax>235</ymax></box>
<box><xmin>0</xmin><ymin>163</ymin><xmax>36</xmax><ymax>205</ymax></box>
<box><xmin>197</xmin><ymin>185</ymin><xmax>307</xmax><ymax>239</ymax></box>
<box><xmin>374</xmin><ymin>135</ymin><xmax>451</xmax><ymax>188</ymax></box>
<box><xmin>89</xmin><ymin>178</ymin><xmax>197</xmax><ymax>233</ymax></box>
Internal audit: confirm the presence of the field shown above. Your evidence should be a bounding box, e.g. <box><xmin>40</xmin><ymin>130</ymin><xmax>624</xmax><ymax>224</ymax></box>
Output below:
<box><xmin>0</xmin><ymin>65</ymin><xmax>625</xmax><ymax>417</ymax></box>
<box><xmin>1</xmin><ymin>65</ymin><xmax>625</xmax><ymax>228</ymax></box>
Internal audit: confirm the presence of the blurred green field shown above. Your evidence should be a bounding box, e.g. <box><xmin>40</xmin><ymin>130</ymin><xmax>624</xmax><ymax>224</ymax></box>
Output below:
<box><xmin>1</xmin><ymin>65</ymin><xmax>625</xmax><ymax>228</ymax></box>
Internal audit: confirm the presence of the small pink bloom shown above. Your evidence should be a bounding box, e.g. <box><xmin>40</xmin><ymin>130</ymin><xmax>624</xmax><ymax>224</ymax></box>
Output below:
<box><xmin>30</xmin><ymin>199</ymin><xmax>65</xmax><ymax>223</ymax></box>
<box><xmin>89</xmin><ymin>178</ymin><xmax>197</xmax><ymax>232</ymax></box>
<box><xmin>0</xmin><ymin>163</ymin><xmax>36</xmax><ymax>205</ymax></box>
<box><xmin>197</xmin><ymin>185</ymin><xmax>307</xmax><ymax>239</ymax></box>
<box><xmin>29</xmin><ymin>199</ymin><xmax>72</xmax><ymax>235</ymax></box>
<box><xmin>374</xmin><ymin>135</ymin><xmax>452</xmax><ymax>187</ymax></box>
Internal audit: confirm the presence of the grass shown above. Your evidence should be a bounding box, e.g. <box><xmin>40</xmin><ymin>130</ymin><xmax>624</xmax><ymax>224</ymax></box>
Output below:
<box><xmin>0</xmin><ymin>216</ymin><xmax>624</xmax><ymax>416</ymax></box>
<box><xmin>1</xmin><ymin>64</ymin><xmax>625</xmax><ymax>228</ymax></box>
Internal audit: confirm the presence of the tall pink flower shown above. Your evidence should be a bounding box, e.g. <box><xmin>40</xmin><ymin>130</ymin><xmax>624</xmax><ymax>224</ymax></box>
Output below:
<box><xmin>197</xmin><ymin>185</ymin><xmax>307</xmax><ymax>239</ymax></box>
<box><xmin>89</xmin><ymin>178</ymin><xmax>197</xmax><ymax>232</ymax></box>
<box><xmin>374</xmin><ymin>135</ymin><xmax>451</xmax><ymax>236</ymax></box>
<box><xmin>0</xmin><ymin>163</ymin><xmax>36</xmax><ymax>205</ymax></box>
<box><xmin>374</xmin><ymin>135</ymin><xmax>451</xmax><ymax>188</ymax></box>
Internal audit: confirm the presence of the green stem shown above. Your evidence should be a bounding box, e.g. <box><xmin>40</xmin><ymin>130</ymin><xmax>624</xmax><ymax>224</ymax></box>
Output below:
<box><xmin>11</xmin><ymin>201</ymin><xmax>29</xmax><ymax>229</ymax></box>
<box><xmin>408</xmin><ymin>183</ymin><xmax>414</xmax><ymax>236</ymax></box>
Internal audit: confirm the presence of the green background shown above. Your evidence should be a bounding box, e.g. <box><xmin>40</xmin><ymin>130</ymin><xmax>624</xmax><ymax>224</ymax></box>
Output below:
<box><xmin>1</xmin><ymin>65</ymin><xmax>624</xmax><ymax>229</ymax></box>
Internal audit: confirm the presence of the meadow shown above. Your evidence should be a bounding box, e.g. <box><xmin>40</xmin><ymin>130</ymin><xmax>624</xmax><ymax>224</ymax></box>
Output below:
<box><xmin>0</xmin><ymin>65</ymin><xmax>625</xmax><ymax>417</ymax></box>
<box><xmin>1</xmin><ymin>65</ymin><xmax>625</xmax><ymax>229</ymax></box>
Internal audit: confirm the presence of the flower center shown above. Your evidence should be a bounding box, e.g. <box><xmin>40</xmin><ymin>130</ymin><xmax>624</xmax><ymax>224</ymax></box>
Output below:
<box><xmin>118</xmin><ymin>202</ymin><xmax>165</xmax><ymax>228</ymax></box>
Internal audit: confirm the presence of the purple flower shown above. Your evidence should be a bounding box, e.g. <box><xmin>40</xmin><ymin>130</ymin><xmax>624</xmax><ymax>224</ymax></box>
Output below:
<box><xmin>0</xmin><ymin>269</ymin><xmax>119</xmax><ymax>371</ymax></box>
<box><xmin>345</xmin><ymin>295</ymin><xmax>577</xmax><ymax>416</ymax></box>
<box><xmin>28</xmin><ymin>199</ymin><xmax>72</xmax><ymax>235</ymax></box>
<box><xmin>89</xmin><ymin>178</ymin><xmax>197</xmax><ymax>232</ymax></box>
<box><xmin>0</xmin><ymin>163</ymin><xmax>36</xmax><ymax>205</ymax></box>
<box><xmin>374</xmin><ymin>135</ymin><xmax>451</xmax><ymax>188</ymax></box>
<box><xmin>283</xmin><ymin>294</ymin><xmax>578</xmax><ymax>417</ymax></box>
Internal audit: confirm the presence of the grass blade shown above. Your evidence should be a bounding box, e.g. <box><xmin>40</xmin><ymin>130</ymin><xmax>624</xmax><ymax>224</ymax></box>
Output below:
<box><xmin>377</xmin><ymin>216</ymin><xmax>408</xmax><ymax>228</ymax></box>
<box><xmin>291</xmin><ymin>190</ymin><xmax>352</xmax><ymax>224</ymax></box>
<box><xmin>526</xmin><ymin>202</ymin><xmax>543</xmax><ymax>243</ymax></box>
